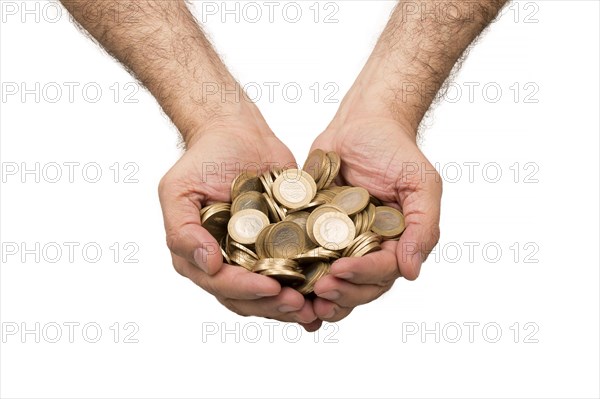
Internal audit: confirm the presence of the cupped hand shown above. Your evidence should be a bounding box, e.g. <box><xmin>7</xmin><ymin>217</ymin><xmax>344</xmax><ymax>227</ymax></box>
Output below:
<box><xmin>308</xmin><ymin>117</ymin><xmax>442</xmax><ymax>322</ymax></box>
<box><xmin>159</xmin><ymin>122</ymin><xmax>320</xmax><ymax>329</ymax></box>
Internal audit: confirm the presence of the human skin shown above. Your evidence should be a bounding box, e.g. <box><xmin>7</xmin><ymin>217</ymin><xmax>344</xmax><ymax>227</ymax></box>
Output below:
<box><xmin>60</xmin><ymin>0</ymin><xmax>508</xmax><ymax>330</ymax></box>
<box><xmin>60</xmin><ymin>0</ymin><xmax>319</xmax><ymax>327</ymax></box>
<box><xmin>310</xmin><ymin>0</ymin><xmax>509</xmax><ymax>322</ymax></box>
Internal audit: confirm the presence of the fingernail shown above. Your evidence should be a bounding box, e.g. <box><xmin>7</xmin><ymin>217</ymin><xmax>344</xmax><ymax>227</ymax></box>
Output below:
<box><xmin>193</xmin><ymin>247</ymin><xmax>209</xmax><ymax>273</ymax></box>
<box><xmin>323</xmin><ymin>308</ymin><xmax>336</xmax><ymax>319</ymax></box>
<box><xmin>318</xmin><ymin>290</ymin><xmax>340</xmax><ymax>301</ymax></box>
<box><xmin>334</xmin><ymin>272</ymin><xmax>354</xmax><ymax>280</ymax></box>
<box><xmin>278</xmin><ymin>305</ymin><xmax>299</xmax><ymax>313</ymax></box>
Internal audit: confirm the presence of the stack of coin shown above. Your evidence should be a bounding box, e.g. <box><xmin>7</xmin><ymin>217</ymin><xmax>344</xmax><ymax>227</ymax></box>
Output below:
<box><xmin>342</xmin><ymin>232</ymin><xmax>383</xmax><ymax>258</ymax></box>
<box><xmin>198</xmin><ymin>150</ymin><xmax>406</xmax><ymax>295</ymax></box>
<box><xmin>253</xmin><ymin>258</ymin><xmax>305</xmax><ymax>286</ymax></box>
<box><xmin>200</xmin><ymin>203</ymin><xmax>230</xmax><ymax>242</ymax></box>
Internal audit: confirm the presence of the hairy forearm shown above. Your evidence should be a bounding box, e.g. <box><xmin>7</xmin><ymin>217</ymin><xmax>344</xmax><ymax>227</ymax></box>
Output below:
<box><xmin>336</xmin><ymin>0</ymin><xmax>509</xmax><ymax>133</ymax></box>
<box><xmin>61</xmin><ymin>0</ymin><xmax>261</xmax><ymax>144</ymax></box>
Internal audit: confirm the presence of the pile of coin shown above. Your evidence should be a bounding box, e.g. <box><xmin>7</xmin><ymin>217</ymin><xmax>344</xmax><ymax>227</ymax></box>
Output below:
<box><xmin>199</xmin><ymin>150</ymin><xmax>406</xmax><ymax>295</ymax></box>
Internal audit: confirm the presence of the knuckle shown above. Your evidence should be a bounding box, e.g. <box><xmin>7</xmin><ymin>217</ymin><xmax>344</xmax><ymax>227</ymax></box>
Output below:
<box><xmin>423</xmin><ymin>225</ymin><xmax>441</xmax><ymax>262</ymax></box>
<box><xmin>326</xmin><ymin>307</ymin><xmax>352</xmax><ymax>322</ymax></box>
<box><xmin>426</xmin><ymin>164</ymin><xmax>443</xmax><ymax>191</ymax></box>
<box><xmin>171</xmin><ymin>259</ymin><xmax>186</xmax><ymax>277</ymax></box>
<box><xmin>165</xmin><ymin>231</ymin><xmax>181</xmax><ymax>253</ymax></box>
<box><xmin>157</xmin><ymin>174</ymin><xmax>171</xmax><ymax>200</ymax></box>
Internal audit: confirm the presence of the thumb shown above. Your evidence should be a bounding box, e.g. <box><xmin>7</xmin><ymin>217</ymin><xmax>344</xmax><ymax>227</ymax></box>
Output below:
<box><xmin>159</xmin><ymin>179</ymin><xmax>224</xmax><ymax>276</ymax></box>
<box><xmin>396</xmin><ymin>189</ymin><xmax>441</xmax><ymax>281</ymax></box>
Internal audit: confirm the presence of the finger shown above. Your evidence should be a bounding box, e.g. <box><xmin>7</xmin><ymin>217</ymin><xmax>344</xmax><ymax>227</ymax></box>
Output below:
<box><xmin>294</xmin><ymin>299</ymin><xmax>321</xmax><ymax>324</ymax></box>
<box><xmin>221</xmin><ymin>288</ymin><xmax>318</xmax><ymax>324</ymax></box>
<box><xmin>396</xmin><ymin>170</ymin><xmax>442</xmax><ymax>280</ymax></box>
<box><xmin>172</xmin><ymin>254</ymin><xmax>281</xmax><ymax>299</ymax></box>
<box><xmin>313</xmin><ymin>274</ymin><xmax>392</xmax><ymax>308</ymax></box>
<box><xmin>313</xmin><ymin>298</ymin><xmax>353</xmax><ymax>323</ymax></box>
<box><xmin>329</xmin><ymin>242</ymin><xmax>400</xmax><ymax>285</ymax></box>
<box><xmin>300</xmin><ymin>319</ymin><xmax>323</xmax><ymax>332</ymax></box>
<box><xmin>158</xmin><ymin>176</ymin><xmax>223</xmax><ymax>275</ymax></box>
<box><xmin>396</xmin><ymin>207</ymin><xmax>441</xmax><ymax>280</ymax></box>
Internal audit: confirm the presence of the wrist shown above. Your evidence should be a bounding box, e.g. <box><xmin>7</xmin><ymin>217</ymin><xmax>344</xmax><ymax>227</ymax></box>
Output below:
<box><xmin>168</xmin><ymin>82</ymin><xmax>273</xmax><ymax>148</ymax></box>
<box><xmin>330</xmin><ymin>56</ymin><xmax>432</xmax><ymax>136</ymax></box>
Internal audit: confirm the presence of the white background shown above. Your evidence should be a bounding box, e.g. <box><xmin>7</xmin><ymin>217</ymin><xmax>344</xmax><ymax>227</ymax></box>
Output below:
<box><xmin>1</xmin><ymin>0</ymin><xmax>599</xmax><ymax>398</ymax></box>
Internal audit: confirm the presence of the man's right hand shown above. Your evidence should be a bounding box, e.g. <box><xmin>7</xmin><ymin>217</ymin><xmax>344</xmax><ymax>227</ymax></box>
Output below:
<box><xmin>158</xmin><ymin>123</ymin><xmax>320</xmax><ymax>327</ymax></box>
<box><xmin>60</xmin><ymin>0</ymin><xmax>321</xmax><ymax>329</ymax></box>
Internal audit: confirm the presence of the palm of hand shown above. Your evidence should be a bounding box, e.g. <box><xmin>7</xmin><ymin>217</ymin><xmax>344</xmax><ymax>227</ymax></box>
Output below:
<box><xmin>312</xmin><ymin>119</ymin><xmax>429</xmax><ymax>203</ymax></box>
<box><xmin>166</xmin><ymin>131</ymin><xmax>296</xmax><ymax>204</ymax></box>
<box><xmin>160</xmin><ymin>129</ymin><xmax>319</xmax><ymax>328</ymax></box>
<box><xmin>304</xmin><ymin>119</ymin><xmax>441</xmax><ymax>322</ymax></box>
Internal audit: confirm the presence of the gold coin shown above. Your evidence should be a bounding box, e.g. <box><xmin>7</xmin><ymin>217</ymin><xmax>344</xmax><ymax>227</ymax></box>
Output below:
<box><xmin>259</xmin><ymin>171</ymin><xmax>275</xmax><ymax>197</ymax></box>
<box><xmin>287</xmin><ymin>199</ymin><xmax>326</xmax><ymax>213</ymax></box>
<box><xmin>200</xmin><ymin>203</ymin><xmax>230</xmax><ymax>241</ymax></box>
<box><xmin>227</xmin><ymin>209</ymin><xmax>270</xmax><ymax>245</ymax></box>
<box><xmin>351</xmin><ymin>234</ymin><xmax>381</xmax><ymax>257</ymax></box>
<box><xmin>231</xmin><ymin>191</ymin><xmax>268</xmax><ymax>215</ymax></box>
<box><xmin>346</xmin><ymin>232</ymin><xmax>382</xmax><ymax>257</ymax></box>
<box><xmin>284</xmin><ymin>211</ymin><xmax>311</xmax><ymax>224</ymax></box>
<box><xmin>252</xmin><ymin>258</ymin><xmax>280</xmax><ymax>272</ymax></box>
<box><xmin>316</xmin><ymin>156</ymin><xmax>333</xmax><ymax>190</ymax></box>
<box><xmin>342</xmin><ymin>231</ymin><xmax>368</xmax><ymax>257</ymax></box>
<box><xmin>253</xmin><ymin>258</ymin><xmax>304</xmax><ymax>286</ymax></box>
<box><xmin>284</xmin><ymin>211</ymin><xmax>315</xmax><ymax>250</ymax></box>
<box><xmin>293</xmin><ymin>247</ymin><xmax>340</xmax><ymax>263</ymax></box>
<box><xmin>312</xmin><ymin>211</ymin><xmax>356</xmax><ymax>250</ymax></box>
<box><xmin>260</xmin><ymin>269</ymin><xmax>306</xmax><ymax>286</ymax></box>
<box><xmin>267</xmin><ymin>221</ymin><xmax>306</xmax><ymax>259</ymax></box>
<box><xmin>315</xmin><ymin>189</ymin><xmax>337</xmax><ymax>203</ymax></box>
<box><xmin>342</xmin><ymin>231</ymin><xmax>381</xmax><ymax>257</ymax></box>
<box><xmin>273</xmin><ymin>199</ymin><xmax>287</xmax><ymax>221</ymax></box>
<box><xmin>352</xmin><ymin>241</ymin><xmax>381</xmax><ymax>257</ymax></box>
<box><xmin>230</xmin><ymin>249</ymin><xmax>257</xmax><ymax>271</ymax></box>
<box><xmin>222</xmin><ymin>169</ymin><xmax>394</xmax><ymax>283</ymax></box>
<box><xmin>303</xmin><ymin>149</ymin><xmax>329</xmax><ymax>182</ymax></box>
<box><xmin>255</xmin><ymin>224</ymin><xmax>274</xmax><ymax>259</ymax></box>
<box><xmin>270</xmin><ymin>168</ymin><xmax>283</xmax><ymax>180</ymax></box>
<box><xmin>229</xmin><ymin>240</ymin><xmax>259</xmax><ymax>259</ymax></box>
<box><xmin>370</xmin><ymin>195</ymin><xmax>383</xmax><ymax>206</ymax></box>
<box><xmin>220</xmin><ymin>246</ymin><xmax>231</xmax><ymax>264</ymax></box>
<box><xmin>297</xmin><ymin>261</ymin><xmax>330</xmax><ymax>295</ymax></box>
<box><xmin>231</xmin><ymin>171</ymin><xmax>262</xmax><ymax>200</ymax></box>
<box><xmin>353</xmin><ymin>203</ymin><xmax>376</xmax><ymax>236</ymax></box>
<box><xmin>262</xmin><ymin>192</ymin><xmax>284</xmax><ymax>222</ymax></box>
<box><xmin>305</xmin><ymin>204</ymin><xmax>345</xmax><ymax>245</ymax></box>
<box><xmin>323</xmin><ymin>152</ymin><xmax>341</xmax><ymax>187</ymax></box>
<box><xmin>252</xmin><ymin>258</ymin><xmax>300</xmax><ymax>273</ymax></box>
<box><xmin>328</xmin><ymin>185</ymin><xmax>348</xmax><ymax>194</ymax></box>
<box><xmin>200</xmin><ymin>203</ymin><xmax>230</xmax><ymax>222</ymax></box>
<box><xmin>371</xmin><ymin>206</ymin><xmax>406</xmax><ymax>239</ymax></box>
<box><xmin>353</xmin><ymin>210</ymin><xmax>365</xmax><ymax>235</ymax></box>
<box><xmin>365</xmin><ymin>203</ymin><xmax>377</xmax><ymax>232</ymax></box>
<box><xmin>272</xmin><ymin>169</ymin><xmax>316</xmax><ymax>209</ymax></box>
<box><xmin>224</xmin><ymin>233</ymin><xmax>232</xmax><ymax>253</ymax></box>
<box><xmin>332</xmin><ymin>187</ymin><xmax>370</xmax><ymax>215</ymax></box>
